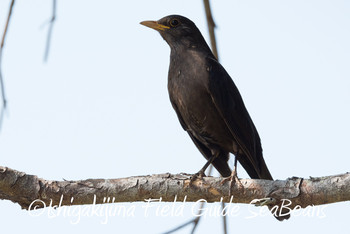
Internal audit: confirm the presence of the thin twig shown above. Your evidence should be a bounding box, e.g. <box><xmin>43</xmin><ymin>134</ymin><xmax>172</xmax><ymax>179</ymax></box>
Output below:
<box><xmin>163</xmin><ymin>219</ymin><xmax>195</xmax><ymax>234</ymax></box>
<box><xmin>221</xmin><ymin>202</ymin><xmax>228</xmax><ymax>234</ymax></box>
<box><xmin>190</xmin><ymin>165</ymin><xmax>213</xmax><ymax>234</ymax></box>
<box><xmin>204</xmin><ymin>1</ymin><xmax>229</xmax><ymax>233</ymax></box>
<box><xmin>0</xmin><ymin>0</ymin><xmax>15</xmax><ymax>131</ymax></box>
<box><xmin>163</xmin><ymin>166</ymin><xmax>213</xmax><ymax>234</ymax></box>
<box><xmin>43</xmin><ymin>0</ymin><xmax>56</xmax><ymax>62</ymax></box>
<box><xmin>203</xmin><ymin>1</ymin><xmax>228</xmax><ymax>232</ymax></box>
<box><xmin>203</xmin><ymin>0</ymin><xmax>219</xmax><ymax>60</ymax></box>
<box><xmin>164</xmin><ymin>2</ymin><xmax>223</xmax><ymax>233</ymax></box>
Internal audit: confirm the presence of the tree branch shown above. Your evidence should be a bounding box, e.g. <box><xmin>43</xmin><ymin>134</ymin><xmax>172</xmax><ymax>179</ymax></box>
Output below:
<box><xmin>0</xmin><ymin>0</ymin><xmax>15</xmax><ymax>131</ymax></box>
<box><xmin>1</xmin><ymin>166</ymin><xmax>349</xmax><ymax>213</ymax></box>
<box><xmin>164</xmin><ymin>166</ymin><xmax>213</xmax><ymax>234</ymax></box>
<box><xmin>203</xmin><ymin>0</ymin><xmax>218</xmax><ymax>60</ymax></box>
<box><xmin>201</xmin><ymin>1</ymin><xmax>225</xmax><ymax>232</ymax></box>
<box><xmin>43</xmin><ymin>0</ymin><xmax>57</xmax><ymax>62</ymax></box>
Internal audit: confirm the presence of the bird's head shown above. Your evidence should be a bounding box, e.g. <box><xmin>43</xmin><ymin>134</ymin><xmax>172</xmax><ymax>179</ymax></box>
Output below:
<box><xmin>140</xmin><ymin>15</ymin><xmax>209</xmax><ymax>51</ymax></box>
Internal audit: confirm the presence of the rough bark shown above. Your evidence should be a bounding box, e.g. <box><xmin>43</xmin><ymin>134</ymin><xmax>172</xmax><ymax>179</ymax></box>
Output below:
<box><xmin>0</xmin><ymin>166</ymin><xmax>349</xmax><ymax>211</ymax></box>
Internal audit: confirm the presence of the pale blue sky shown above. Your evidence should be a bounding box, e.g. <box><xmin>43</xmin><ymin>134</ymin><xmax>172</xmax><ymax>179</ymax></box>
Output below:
<box><xmin>0</xmin><ymin>0</ymin><xmax>349</xmax><ymax>233</ymax></box>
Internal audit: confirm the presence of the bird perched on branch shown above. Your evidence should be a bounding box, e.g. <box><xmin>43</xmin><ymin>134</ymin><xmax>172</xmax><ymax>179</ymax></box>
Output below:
<box><xmin>141</xmin><ymin>15</ymin><xmax>289</xmax><ymax>221</ymax></box>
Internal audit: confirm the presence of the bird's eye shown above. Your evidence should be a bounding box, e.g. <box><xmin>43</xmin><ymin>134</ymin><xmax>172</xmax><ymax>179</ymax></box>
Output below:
<box><xmin>170</xmin><ymin>19</ymin><xmax>179</xmax><ymax>27</ymax></box>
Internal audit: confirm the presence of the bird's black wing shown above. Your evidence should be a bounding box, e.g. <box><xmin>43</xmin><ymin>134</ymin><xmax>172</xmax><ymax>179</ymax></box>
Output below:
<box><xmin>168</xmin><ymin>99</ymin><xmax>188</xmax><ymax>131</ymax></box>
<box><xmin>206</xmin><ymin>57</ymin><xmax>272</xmax><ymax>179</ymax></box>
<box><xmin>169</xmin><ymin>98</ymin><xmax>232</xmax><ymax>177</ymax></box>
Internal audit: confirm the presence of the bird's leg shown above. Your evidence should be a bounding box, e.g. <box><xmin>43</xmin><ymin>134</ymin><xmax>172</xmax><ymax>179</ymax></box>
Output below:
<box><xmin>221</xmin><ymin>156</ymin><xmax>244</xmax><ymax>196</ymax></box>
<box><xmin>231</xmin><ymin>156</ymin><xmax>244</xmax><ymax>187</ymax></box>
<box><xmin>190</xmin><ymin>153</ymin><xmax>218</xmax><ymax>183</ymax></box>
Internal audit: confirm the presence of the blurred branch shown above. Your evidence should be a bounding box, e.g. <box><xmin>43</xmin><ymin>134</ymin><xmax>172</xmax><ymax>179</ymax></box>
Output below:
<box><xmin>164</xmin><ymin>166</ymin><xmax>213</xmax><ymax>234</ymax></box>
<box><xmin>1</xmin><ymin>166</ymin><xmax>349</xmax><ymax>215</ymax></box>
<box><xmin>43</xmin><ymin>0</ymin><xmax>56</xmax><ymax>62</ymax></box>
<box><xmin>0</xmin><ymin>0</ymin><xmax>15</xmax><ymax>130</ymax></box>
<box><xmin>166</xmin><ymin>2</ymin><xmax>226</xmax><ymax>234</ymax></box>
<box><xmin>166</xmin><ymin>1</ymin><xmax>229</xmax><ymax>233</ymax></box>
<box><xmin>221</xmin><ymin>202</ymin><xmax>228</xmax><ymax>234</ymax></box>
<box><xmin>203</xmin><ymin>0</ymin><xmax>218</xmax><ymax>60</ymax></box>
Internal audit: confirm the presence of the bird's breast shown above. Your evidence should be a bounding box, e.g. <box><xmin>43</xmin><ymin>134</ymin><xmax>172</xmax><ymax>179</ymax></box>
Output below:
<box><xmin>168</xmin><ymin>59</ymin><xmax>234</xmax><ymax>151</ymax></box>
<box><xmin>170</xmin><ymin>89</ymin><xmax>234</xmax><ymax>152</ymax></box>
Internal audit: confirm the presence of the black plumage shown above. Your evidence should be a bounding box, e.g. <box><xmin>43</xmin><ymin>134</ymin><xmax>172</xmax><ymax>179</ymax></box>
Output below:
<box><xmin>141</xmin><ymin>15</ymin><xmax>289</xmax><ymax>221</ymax></box>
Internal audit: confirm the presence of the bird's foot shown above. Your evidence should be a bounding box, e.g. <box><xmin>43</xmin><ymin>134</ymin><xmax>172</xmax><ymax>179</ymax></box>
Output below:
<box><xmin>189</xmin><ymin>171</ymin><xmax>206</xmax><ymax>186</ymax></box>
<box><xmin>220</xmin><ymin>167</ymin><xmax>243</xmax><ymax>196</ymax></box>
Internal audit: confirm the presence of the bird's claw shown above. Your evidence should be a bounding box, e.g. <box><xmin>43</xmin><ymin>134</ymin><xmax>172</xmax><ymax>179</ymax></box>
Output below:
<box><xmin>189</xmin><ymin>171</ymin><xmax>206</xmax><ymax>185</ymax></box>
<box><xmin>220</xmin><ymin>169</ymin><xmax>243</xmax><ymax>196</ymax></box>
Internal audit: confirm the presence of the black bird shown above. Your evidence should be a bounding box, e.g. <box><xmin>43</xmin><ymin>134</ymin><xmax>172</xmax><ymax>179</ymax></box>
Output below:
<box><xmin>141</xmin><ymin>15</ymin><xmax>289</xmax><ymax>221</ymax></box>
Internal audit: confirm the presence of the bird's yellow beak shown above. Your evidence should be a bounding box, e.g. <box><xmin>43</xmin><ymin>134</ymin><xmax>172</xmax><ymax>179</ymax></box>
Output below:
<box><xmin>140</xmin><ymin>21</ymin><xmax>170</xmax><ymax>31</ymax></box>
